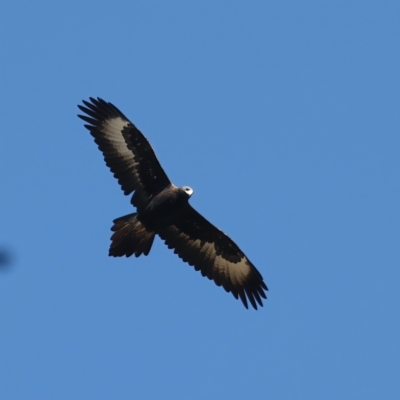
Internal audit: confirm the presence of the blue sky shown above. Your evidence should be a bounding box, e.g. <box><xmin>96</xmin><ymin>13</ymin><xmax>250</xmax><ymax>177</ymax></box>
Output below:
<box><xmin>1</xmin><ymin>1</ymin><xmax>399</xmax><ymax>399</ymax></box>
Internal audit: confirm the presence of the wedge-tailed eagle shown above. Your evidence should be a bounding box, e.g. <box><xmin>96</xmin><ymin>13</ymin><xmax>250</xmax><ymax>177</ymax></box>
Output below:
<box><xmin>78</xmin><ymin>97</ymin><xmax>268</xmax><ymax>309</ymax></box>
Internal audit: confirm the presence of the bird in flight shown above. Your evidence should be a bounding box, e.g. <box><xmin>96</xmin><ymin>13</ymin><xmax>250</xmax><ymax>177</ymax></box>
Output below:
<box><xmin>78</xmin><ymin>98</ymin><xmax>268</xmax><ymax>309</ymax></box>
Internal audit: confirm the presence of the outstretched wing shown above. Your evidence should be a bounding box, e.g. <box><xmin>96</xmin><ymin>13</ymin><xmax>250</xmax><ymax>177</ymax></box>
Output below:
<box><xmin>157</xmin><ymin>204</ymin><xmax>268</xmax><ymax>310</ymax></box>
<box><xmin>78</xmin><ymin>97</ymin><xmax>171</xmax><ymax>208</ymax></box>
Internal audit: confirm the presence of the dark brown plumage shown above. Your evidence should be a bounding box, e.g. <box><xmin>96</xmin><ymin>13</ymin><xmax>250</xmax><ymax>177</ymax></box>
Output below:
<box><xmin>78</xmin><ymin>97</ymin><xmax>268</xmax><ymax>309</ymax></box>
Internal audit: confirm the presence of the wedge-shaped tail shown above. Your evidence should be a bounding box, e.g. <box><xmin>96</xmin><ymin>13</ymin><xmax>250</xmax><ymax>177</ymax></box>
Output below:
<box><xmin>109</xmin><ymin>213</ymin><xmax>155</xmax><ymax>257</ymax></box>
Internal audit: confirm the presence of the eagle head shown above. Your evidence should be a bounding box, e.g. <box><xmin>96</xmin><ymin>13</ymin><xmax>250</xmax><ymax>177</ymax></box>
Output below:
<box><xmin>180</xmin><ymin>186</ymin><xmax>194</xmax><ymax>198</ymax></box>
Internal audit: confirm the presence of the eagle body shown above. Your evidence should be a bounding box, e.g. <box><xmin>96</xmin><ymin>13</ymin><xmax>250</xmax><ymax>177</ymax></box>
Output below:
<box><xmin>140</xmin><ymin>185</ymin><xmax>190</xmax><ymax>230</ymax></box>
<box><xmin>78</xmin><ymin>97</ymin><xmax>268</xmax><ymax>309</ymax></box>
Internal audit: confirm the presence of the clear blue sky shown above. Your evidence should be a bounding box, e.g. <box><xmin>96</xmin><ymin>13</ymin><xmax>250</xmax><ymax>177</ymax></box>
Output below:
<box><xmin>1</xmin><ymin>1</ymin><xmax>399</xmax><ymax>399</ymax></box>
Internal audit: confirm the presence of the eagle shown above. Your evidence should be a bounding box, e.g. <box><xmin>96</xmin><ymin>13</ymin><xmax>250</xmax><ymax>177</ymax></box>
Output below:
<box><xmin>78</xmin><ymin>97</ymin><xmax>268</xmax><ymax>309</ymax></box>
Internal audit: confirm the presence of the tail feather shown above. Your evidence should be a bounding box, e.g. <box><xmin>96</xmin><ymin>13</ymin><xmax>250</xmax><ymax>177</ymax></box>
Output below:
<box><xmin>109</xmin><ymin>213</ymin><xmax>155</xmax><ymax>257</ymax></box>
